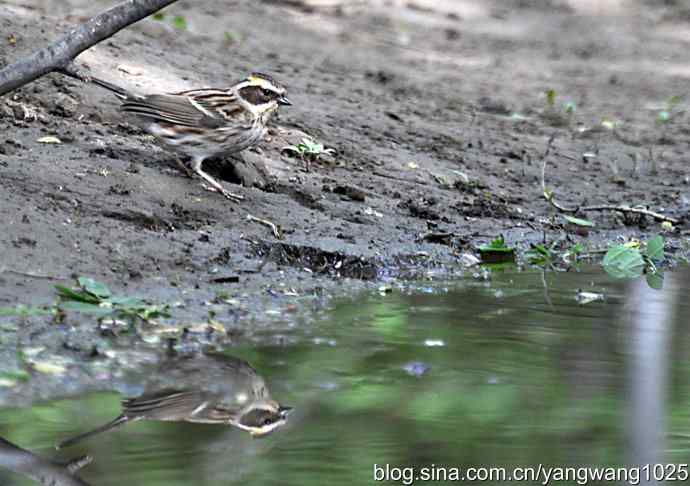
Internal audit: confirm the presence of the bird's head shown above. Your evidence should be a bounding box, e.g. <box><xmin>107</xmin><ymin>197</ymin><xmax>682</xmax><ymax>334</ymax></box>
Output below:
<box><xmin>234</xmin><ymin>73</ymin><xmax>291</xmax><ymax>116</ymax></box>
<box><xmin>233</xmin><ymin>401</ymin><xmax>293</xmax><ymax>437</ymax></box>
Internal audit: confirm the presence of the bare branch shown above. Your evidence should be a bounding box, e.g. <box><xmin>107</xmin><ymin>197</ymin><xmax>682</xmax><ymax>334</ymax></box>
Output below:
<box><xmin>577</xmin><ymin>204</ymin><xmax>678</xmax><ymax>225</ymax></box>
<box><xmin>0</xmin><ymin>0</ymin><xmax>178</xmax><ymax>96</ymax></box>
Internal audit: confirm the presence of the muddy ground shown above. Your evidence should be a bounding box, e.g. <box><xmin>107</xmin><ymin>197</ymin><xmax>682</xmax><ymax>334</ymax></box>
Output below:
<box><xmin>0</xmin><ymin>0</ymin><xmax>689</xmax><ymax>398</ymax></box>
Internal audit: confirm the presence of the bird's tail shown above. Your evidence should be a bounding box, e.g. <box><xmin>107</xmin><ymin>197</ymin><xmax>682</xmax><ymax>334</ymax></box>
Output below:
<box><xmin>56</xmin><ymin>414</ymin><xmax>130</xmax><ymax>450</ymax></box>
<box><xmin>89</xmin><ymin>76</ymin><xmax>131</xmax><ymax>100</ymax></box>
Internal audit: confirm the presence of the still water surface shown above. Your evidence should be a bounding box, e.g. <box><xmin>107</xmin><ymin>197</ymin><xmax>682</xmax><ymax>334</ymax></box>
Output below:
<box><xmin>1</xmin><ymin>268</ymin><xmax>689</xmax><ymax>485</ymax></box>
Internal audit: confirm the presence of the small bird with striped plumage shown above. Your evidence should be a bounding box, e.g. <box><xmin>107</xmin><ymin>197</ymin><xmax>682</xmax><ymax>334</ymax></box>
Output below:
<box><xmin>91</xmin><ymin>72</ymin><xmax>291</xmax><ymax>201</ymax></box>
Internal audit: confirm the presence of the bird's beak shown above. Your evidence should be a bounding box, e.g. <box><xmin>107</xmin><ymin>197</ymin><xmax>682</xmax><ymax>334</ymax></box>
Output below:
<box><xmin>278</xmin><ymin>405</ymin><xmax>293</xmax><ymax>418</ymax></box>
<box><xmin>278</xmin><ymin>95</ymin><xmax>292</xmax><ymax>106</ymax></box>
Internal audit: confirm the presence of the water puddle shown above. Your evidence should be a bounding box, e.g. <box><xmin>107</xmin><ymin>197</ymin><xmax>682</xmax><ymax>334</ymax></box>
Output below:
<box><xmin>1</xmin><ymin>268</ymin><xmax>689</xmax><ymax>485</ymax></box>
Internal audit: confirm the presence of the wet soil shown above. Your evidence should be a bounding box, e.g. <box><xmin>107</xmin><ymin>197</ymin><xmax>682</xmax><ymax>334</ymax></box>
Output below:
<box><xmin>1</xmin><ymin>0</ymin><xmax>689</xmax><ymax>389</ymax></box>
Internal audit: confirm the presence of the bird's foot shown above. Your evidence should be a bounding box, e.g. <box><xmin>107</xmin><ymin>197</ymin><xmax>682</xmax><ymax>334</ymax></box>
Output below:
<box><xmin>201</xmin><ymin>183</ymin><xmax>244</xmax><ymax>202</ymax></box>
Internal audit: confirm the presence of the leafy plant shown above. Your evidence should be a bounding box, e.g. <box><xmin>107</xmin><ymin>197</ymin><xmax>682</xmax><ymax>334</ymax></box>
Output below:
<box><xmin>602</xmin><ymin>235</ymin><xmax>665</xmax><ymax>288</ymax></box>
<box><xmin>656</xmin><ymin>95</ymin><xmax>683</xmax><ymax>126</ymax></box>
<box><xmin>526</xmin><ymin>241</ymin><xmax>583</xmax><ymax>269</ymax></box>
<box><xmin>55</xmin><ymin>277</ymin><xmax>170</xmax><ymax>322</ymax></box>
<box><xmin>542</xmin><ymin>88</ymin><xmax>576</xmax><ymax>126</ymax></box>
<box><xmin>282</xmin><ymin>137</ymin><xmax>335</xmax><ymax>161</ymax></box>
<box><xmin>477</xmin><ymin>236</ymin><xmax>516</xmax><ymax>264</ymax></box>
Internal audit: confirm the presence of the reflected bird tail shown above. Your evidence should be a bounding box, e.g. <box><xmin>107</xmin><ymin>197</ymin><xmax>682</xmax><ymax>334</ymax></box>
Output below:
<box><xmin>56</xmin><ymin>414</ymin><xmax>130</xmax><ymax>450</ymax></box>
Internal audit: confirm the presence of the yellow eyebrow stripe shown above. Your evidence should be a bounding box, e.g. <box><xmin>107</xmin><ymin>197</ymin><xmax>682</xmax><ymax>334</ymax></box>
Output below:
<box><xmin>247</xmin><ymin>76</ymin><xmax>274</xmax><ymax>90</ymax></box>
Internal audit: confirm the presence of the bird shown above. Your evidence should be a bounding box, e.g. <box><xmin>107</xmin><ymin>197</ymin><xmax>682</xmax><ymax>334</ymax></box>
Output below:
<box><xmin>89</xmin><ymin>72</ymin><xmax>291</xmax><ymax>201</ymax></box>
<box><xmin>56</xmin><ymin>353</ymin><xmax>292</xmax><ymax>449</ymax></box>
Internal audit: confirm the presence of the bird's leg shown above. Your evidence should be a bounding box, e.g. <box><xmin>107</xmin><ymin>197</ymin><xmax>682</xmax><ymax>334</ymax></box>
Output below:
<box><xmin>174</xmin><ymin>158</ymin><xmax>195</xmax><ymax>179</ymax></box>
<box><xmin>191</xmin><ymin>157</ymin><xmax>244</xmax><ymax>201</ymax></box>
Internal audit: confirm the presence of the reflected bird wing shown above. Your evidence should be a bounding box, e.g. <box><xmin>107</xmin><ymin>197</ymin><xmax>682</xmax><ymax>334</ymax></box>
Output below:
<box><xmin>122</xmin><ymin>389</ymin><xmax>210</xmax><ymax>421</ymax></box>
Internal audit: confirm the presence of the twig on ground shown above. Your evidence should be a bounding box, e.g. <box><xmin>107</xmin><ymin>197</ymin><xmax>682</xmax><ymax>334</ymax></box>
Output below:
<box><xmin>539</xmin><ymin>136</ymin><xmax>678</xmax><ymax>225</ymax></box>
<box><xmin>246</xmin><ymin>214</ymin><xmax>282</xmax><ymax>239</ymax></box>
<box><xmin>575</xmin><ymin>204</ymin><xmax>678</xmax><ymax>224</ymax></box>
<box><xmin>0</xmin><ymin>0</ymin><xmax>178</xmax><ymax>96</ymax></box>
<box><xmin>1</xmin><ymin>268</ymin><xmax>67</xmax><ymax>280</ymax></box>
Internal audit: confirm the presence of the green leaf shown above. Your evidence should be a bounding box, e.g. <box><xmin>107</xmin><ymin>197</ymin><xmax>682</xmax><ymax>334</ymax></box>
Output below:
<box><xmin>78</xmin><ymin>277</ymin><xmax>111</xmax><ymax>299</ymax></box>
<box><xmin>152</xmin><ymin>11</ymin><xmax>165</xmax><ymax>20</ymax></box>
<box><xmin>478</xmin><ymin>236</ymin><xmax>512</xmax><ymax>253</ymax></box>
<box><xmin>525</xmin><ymin>244</ymin><xmax>553</xmax><ymax>265</ymax></box>
<box><xmin>644</xmin><ymin>235</ymin><xmax>664</xmax><ymax>262</ymax></box>
<box><xmin>668</xmin><ymin>95</ymin><xmax>683</xmax><ymax>108</ymax></box>
<box><xmin>657</xmin><ymin>110</ymin><xmax>670</xmax><ymax>124</ymax></box>
<box><xmin>563</xmin><ymin>215</ymin><xmax>594</xmax><ymax>227</ymax></box>
<box><xmin>564</xmin><ymin>101</ymin><xmax>577</xmax><ymax>114</ymax></box>
<box><xmin>55</xmin><ymin>285</ymin><xmax>101</xmax><ymax>304</ymax></box>
<box><xmin>172</xmin><ymin>15</ymin><xmax>187</xmax><ymax>30</ymax></box>
<box><xmin>602</xmin><ymin>245</ymin><xmax>645</xmax><ymax>279</ymax></box>
<box><xmin>569</xmin><ymin>243</ymin><xmax>584</xmax><ymax>254</ymax></box>
<box><xmin>646</xmin><ymin>271</ymin><xmax>664</xmax><ymax>290</ymax></box>
<box><xmin>546</xmin><ymin>88</ymin><xmax>556</xmax><ymax>107</ymax></box>
<box><xmin>109</xmin><ymin>296</ymin><xmax>145</xmax><ymax>307</ymax></box>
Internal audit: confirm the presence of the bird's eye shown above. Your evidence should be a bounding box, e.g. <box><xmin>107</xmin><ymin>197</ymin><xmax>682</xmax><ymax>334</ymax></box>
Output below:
<box><xmin>263</xmin><ymin>418</ymin><xmax>273</xmax><ymax>426</ymax></box>
<box><xmin>261</xmin><ymin>88</ymin><xmax>273</xmax><ymax>97</ymax></box>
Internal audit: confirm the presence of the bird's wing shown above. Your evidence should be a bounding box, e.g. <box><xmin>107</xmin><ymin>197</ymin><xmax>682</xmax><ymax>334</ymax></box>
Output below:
<box><xmin>177</xmin><ymin>89</ymin><xmax>247</xmax><ymax>122</ymax></box>
<box><xmin>121</xmin><ymin>93</ymin><xmax>223</xmax><ymax>128</ymax></box>
<box><xmin>122</xmin><ymin>389</ymin><xmax>210</xmax><ymax>420</ymax></box>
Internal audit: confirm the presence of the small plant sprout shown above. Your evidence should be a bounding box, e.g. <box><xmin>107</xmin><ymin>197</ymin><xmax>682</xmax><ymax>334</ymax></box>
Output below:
<box><xmin>151</xmin><ymin>11</ymin><xmax>187</xmax><ymax>30</ymax></box>
<box><xmin>283</xmin><ymin>137</ymin><xmax>335</xmax><ymax>160</ymax></box>
<box><xmin>282</xmin><ymin>137</ymin><xmax>335</xmax><ymax>170</ymax></box>
<box><xmin>477</xmin><ymin>235</ymin><xmax>516</xmax><ymax>264</ymax></box>
<box><xmin>656</xmin><ymin>95</ymin><xmax>684</xmax><ymax>126</ymax></box>
<box><xmin>542</xmin><ymin>88</ymin><xmax>576</xmax><ymax>127</ymax></box>
<box><xmin>172</xmin><ymin>15</ymin><xmax>187</xmax><ymax>30</ymax></box>
<box><xmin>55</xmin><ymin>276</ymin><xmax>170</xmax><ymax>324</ymax></box>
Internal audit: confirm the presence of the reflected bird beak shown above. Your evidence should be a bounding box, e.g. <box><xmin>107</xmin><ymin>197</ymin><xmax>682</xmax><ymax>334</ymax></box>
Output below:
<box><xmin>279</xmin><ymin>405</ymin><xmax>293</xmax><ymax>418</ymax></box>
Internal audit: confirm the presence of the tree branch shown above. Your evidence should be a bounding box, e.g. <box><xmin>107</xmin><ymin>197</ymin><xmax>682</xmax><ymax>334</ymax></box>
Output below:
<box><xmin>0</xmin><ymin>0</ymin><xmax>178</xmax><ymax>96</ymax></box>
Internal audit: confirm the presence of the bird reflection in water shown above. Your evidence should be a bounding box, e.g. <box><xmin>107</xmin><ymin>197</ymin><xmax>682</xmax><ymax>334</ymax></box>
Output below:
<box><xmin>57</xmin><ymin>352</ymin><xmax>292</xmax><ymax>449</ymax></box>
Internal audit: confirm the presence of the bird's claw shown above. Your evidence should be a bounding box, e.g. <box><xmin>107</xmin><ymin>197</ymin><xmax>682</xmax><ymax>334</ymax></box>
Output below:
<box><xmin>201</xmin><ymin>183</ymin><xmax>244</xmax><ymax>201</ymax></box>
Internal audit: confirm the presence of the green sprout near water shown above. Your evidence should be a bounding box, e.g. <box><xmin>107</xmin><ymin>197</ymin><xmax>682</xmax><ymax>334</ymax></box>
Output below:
<box><xmin>602</xmin><ymin>235</ymin><xmax>665</xmax><ymax>289</ymax></box>
<box><xmin>477</xmin><ymin>235</ymin><xmax>516</xmax><ymax>264</ymax></box>
<box><xmin>0</xmin><ymin>277</ymin><xmax>171</xmax><ymax>324</ymax></box>
<box><xmin>55</xmin><ymin>277</ymin><xmax>170</xmax><ymax>322</ymax></box>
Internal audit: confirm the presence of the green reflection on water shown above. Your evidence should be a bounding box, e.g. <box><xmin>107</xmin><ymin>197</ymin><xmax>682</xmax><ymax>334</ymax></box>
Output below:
<box><xmin>2</xmin><ymin>269</ymin><xmax>690</xmax><ymax>485</ymax></box>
